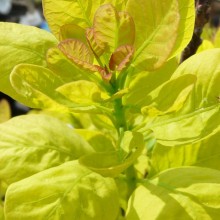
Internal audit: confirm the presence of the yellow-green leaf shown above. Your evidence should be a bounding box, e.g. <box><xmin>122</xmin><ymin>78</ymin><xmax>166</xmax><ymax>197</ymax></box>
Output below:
<box><xmin>5</xmin><ymin>161</ymin><xmax>119</xmax><ymax>220</ymax></box>
<box><xmin>126</xmin><ymin>0</ymin><xmax>179</xmax><ymax>70</ymax></box>
<box><xmin>59</xmin><ymin>23</ymin><xmax>87</xmax><ymax>42</ymax></box>
<box><xmin>43</xmin><ymin>0</ymin><xmax>128</xmax><ymax>38</ymax></box>
<box><xmin>0</xmin><ymin>114</ymin><xmax>94</xmax><ymax>185</ymax></box>
<box><xmin>56</xmin><ymin>80</ymin><xmax>110</xmax><ymax>104</ymax></box>
<box><xmin>10</xmin><ymin>64</ymin><xmax>66</xmax><ymax>110</ymax></box>
<box><xmin>79</xmin><ymin>131</ymin><xmax>144</xmax><ymax>177</ymax></box>
<box><xmin>127</xmin><ymin>167</ymin><xmax>220</xmax><ymax>220</ymax></box>
<box><xmin>0</xmin><ymin>22</ymin><xmax>57</xmax><ymax>103</ymax></box>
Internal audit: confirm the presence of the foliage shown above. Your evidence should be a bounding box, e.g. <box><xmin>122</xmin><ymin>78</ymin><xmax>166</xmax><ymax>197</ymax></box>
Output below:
<box><xmin>0</xmin><ymin>0</ymin><xmax>220</xmax><ymax>219</ymax></box>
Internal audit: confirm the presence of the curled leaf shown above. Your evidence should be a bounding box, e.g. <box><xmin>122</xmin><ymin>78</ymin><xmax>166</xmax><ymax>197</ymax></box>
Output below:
<box><xmin>109</xmin><ymin>45</ymin><xmax>135</xmax><ymax>71</ymax></box>
<box><xmin>86</xmin><ymin>28</ymin><xmax>104</xmax><ymax>56</ymax></box>
<box><xmin>79</xmin><ymin>131</ymin><xmax>144</xmax><ymax>177</ymax></box>
<box><xmin>58</xmin><ymin>39</ymin><xmax>97</xmax><ymax>72</ymax></box>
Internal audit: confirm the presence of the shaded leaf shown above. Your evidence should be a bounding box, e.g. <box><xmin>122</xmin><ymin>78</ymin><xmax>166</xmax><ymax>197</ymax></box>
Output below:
<box><xmin>79</xmin><ymin>131</ymin><xmax>144</xmax><ymax>177</ymax></box>
<box><xmin>0</xmin><ymin>99</ymin><xmax>11</xmax><ymax>123</ymax></box>
<box><xmin>59</xmin><ymin>24</ymin><xmax>87</xmax><ymax>42</ymax></box>
<box><xmin>5</xmin><ymin>161</ymin><xmax>119</xmax><ymax>220</ymax></box>
<box><xmin>75</xmin><ymin>129</ymin><xmax>116</xmax><ymax>152</ymax></box>
<box><xmin>0</xmin><ymin>114</ymin><xmax>94</xmax><ymax>185</ymax></box>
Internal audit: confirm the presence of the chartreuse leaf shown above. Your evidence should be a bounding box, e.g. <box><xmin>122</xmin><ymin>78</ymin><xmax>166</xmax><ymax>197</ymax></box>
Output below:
<box><xmin>141</xmin><ymin>74</ymin><xmax>196</xmax><ymax>117</ymax></box>
<box><xmin>126</xmin><ymin>0</ymin><xmax>179</xmax><ymax>70</ymax></box>
<box><xmin>169</xmin><ymin>0</ymin><xmax>195</xmax><ymax>58</ymax></box>
<box><xmin>123</xmin><ymin>58</ymin><xmax>178</xmax><ymax>111</ymax></box>
<box><xmin>79</xmin><ymin>131</ymin><xmax>144</xmax><ymax>177</ymax></box>
<box><xmin>149</xmin><ymin>127</ymin><xmax>220</xmax><ymax>177</ymax></box>
<box><xmin>56</xmin><ymin>80</ymin><xmax>110</xmax><ymax>104</ymax></box>
<box><xmin>5</xmin><ymin>161</ymin><xmax>119</xmax><ymax>220</ymax></box>
<box><xmin>10</xmin><ymin>64</ymin><xmax>67</xmax><ymax>110</ymax></box>
<box><xmin>0</xmin><ymin>99</ymin><xmax>11</xmax><ymax>123</ymax></box>
<box><xmin>0</xmin><ymin>114</ymin><xmax>94</xmax><ymax>185</ymax></box>
<box><xmin>43</xmin><ymin>0</ymin><xmax>127</xmax><ymax>38</ymax></box>
<box><xmin>145</xmin><ymin>49</ymin><xmax>220</xmax><ymax>145</ymax></box>
<box><xmin>75</xmin><ymin>129</ymin><xmax>116</xmax><ymax>152</ymax></box>
<box><xmin>93</xmin><ymin>4</ymin><xmax>135</xmax><ymax>52</ymax></box>
<box><xmin>127</xmin><ymin>167</ymin><xmax>220</xmax><ymax>220</ymax></box>
<box><xmin>0</xmin><ymin>22</ymin><xmax>57</xmax><ymax>102</ymax></box>
<box><xmin>59</xmin><ymin>24</ymin><xmax>87</xmax><ymax>42</ymax></box>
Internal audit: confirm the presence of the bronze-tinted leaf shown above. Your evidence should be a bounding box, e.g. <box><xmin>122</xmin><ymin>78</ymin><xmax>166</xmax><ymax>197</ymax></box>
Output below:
<box><xmin>109</xmin><ymin>45</ymin><xmax>135</xmax><ymax>71</ymax></box>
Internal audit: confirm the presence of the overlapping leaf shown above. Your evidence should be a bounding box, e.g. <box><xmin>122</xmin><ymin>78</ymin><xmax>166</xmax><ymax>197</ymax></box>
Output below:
<box><xmin>127</xmin><ymin>167</ymin><xmax>220</xmax><ymax>220</ymax></box>
<box><xmin>126</xmin><ymin>0</ymin><xmax>180</xmax><ymax>70</ymax></box>
<box><xmin>56</xmin><ymin>80</ymin><xmax>109</xmax><ymax>104</ymax></box>
<box><xmin>10</xmin><ymin>64</ymin><xmax>66</xmax><ymax>109</ymax></box>
<box><xmin>59</xmin><ymin>24</ymin><xmax>87</xmax><ymax>42</ymax></box>
<box><xmin>149</xmin><ymin>127</ymin><xmax>220</xmax><ymax>177</ymax></box>
<box><xmin>146</xmin><ymin>49</ymin><xmax>220</xmax><ymax>145</ymax></box>
<box><xmin>5</xmin><ymin>161</ymin><xmax>119</xmax><ymax>220</ymax></box>
<box><xmin>79</xmin><ymin>131</ymin><xmax>144</xmax><ymax>177</ymax></box>
<box><xmin>109</xmin><ymin>45</ymin><xmax>135</xmax><ymax>71</ymax></box>
<box><xmin>93</xmin><ymin>4</ymin><xmax>135</xmax><ymax>52</ymax></box>
<box><xmin>0</xmin><ymin>22</ymin><xmax>57</xmax><ymax>103</ymax></box>
<box><xmin>43</xmin><ymin>0</ymin><xmax>128</xmax><ymax>38</ymax></box>
<box><xmin>0</xmin><ymin>114</ymin><xmax>94</xmax><ymax>185</ymax></box>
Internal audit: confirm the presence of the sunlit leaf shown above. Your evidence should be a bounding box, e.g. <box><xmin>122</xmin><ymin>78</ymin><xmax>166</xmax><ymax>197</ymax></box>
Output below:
<box><xmin>149</xmin><ymin>127</ymin><xmax>220</xmax><ymax>177</ymax></box>
<box><xmin>127</xmin><ymin>167</ymin><xmax>220</xmax><ymax>220</ymax></box>
<box><xmin>169</xmin><ymin>0</ymin><xmax>195</xmax><ymax>58</ymax></box>
<box><xmin>0</xmin><ymin>114</ymin><xmax>94</xmax><ymax>185</ymax></box>
<box><xmin>109</xmin><ymin>45</ymin><xmax>135</xmax><ymax>71</ymax></box>
<box><xmin>123</xmin><ymin>58</ymin><xmax>178</xmax><ymax>111</ymax></box>
<box><xmin>10</xmin><ymin>64</ymin><xmax>66</xmax><ymax>110</ymax></box>
<box><xmin>0</xmin><ymin>22</ymin><xmax>57</xmax><ymax>103</ymax></box>
<box><xmin>126</xmin><ymin>0</ymin><xmax>179</xmax><ymax>70</ymax></box>
<box><xmin>79</xmin><ymin>131</ymin><xmax>144</xmax><ymax>177</ymax></box>
<box><xmin>56</xmin><ymin>80</ymin><xmax>110</xmax><ymax>105</ymax></box>
<box><xmin>141</xmin><ymin>74</ymin><xmax>196</xmax><ymax>117</ymax></box>
<box><xmin>5</xmin><ymin>161</ymin><xmax>119</xmax><ymax>220</ymax></box>
<box><xmin>43</xmin><ymin>0</ymin><xmax>128</xmax><ymax>38</ymax></box>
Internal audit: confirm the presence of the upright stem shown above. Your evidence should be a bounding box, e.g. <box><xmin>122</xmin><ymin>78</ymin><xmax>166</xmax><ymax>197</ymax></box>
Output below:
<box><xmin>180</xmin><ymin>0</ymin><xmax>212</xmax><ymax>63</ymax></box>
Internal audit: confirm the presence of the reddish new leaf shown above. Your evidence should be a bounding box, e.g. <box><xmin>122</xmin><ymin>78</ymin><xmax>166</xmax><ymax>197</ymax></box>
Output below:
<box><xmin>109</xmin><ymin>45</ymin><xmax>135</xmax><ymax>71</ymax></box>
<box><xmin>58</xmin><ymin>39</ymin><xmax>97</xmax><ymax>72</ymax></box>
